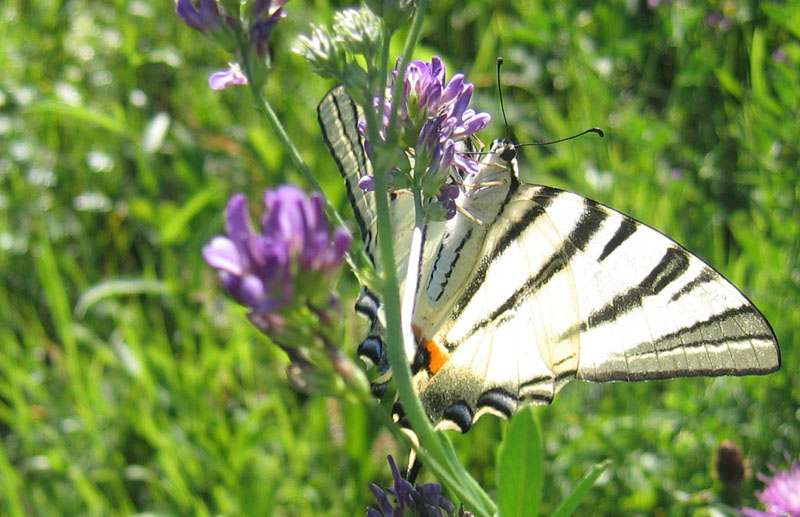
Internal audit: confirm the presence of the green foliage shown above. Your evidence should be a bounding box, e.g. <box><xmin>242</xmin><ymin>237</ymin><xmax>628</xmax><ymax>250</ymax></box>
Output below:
<box><xmin>1</xmin><ymin>0</ymin><xmax>798</xmax><ymax>515</ymax></box>
<box><xmin>551</xmin><ymin>459</ymin><xmax>612</xmax><ymax>517</ymax></box>
<box><xmin>497</xmin><ymin>407</ymin><xmax>544</xmax><ymax>517</ymax></box>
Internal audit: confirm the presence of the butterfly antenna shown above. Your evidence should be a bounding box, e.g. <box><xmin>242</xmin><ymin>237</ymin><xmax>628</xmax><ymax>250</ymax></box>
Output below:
<box><xmin>517</xmin><ymin>127</ymin><xmax>605</xmax><ymax>147</ymax></box>
<box><xmin>497</xmin><ymin>57</ymin><xmax>511</xmax><ymax>141</ymax></box>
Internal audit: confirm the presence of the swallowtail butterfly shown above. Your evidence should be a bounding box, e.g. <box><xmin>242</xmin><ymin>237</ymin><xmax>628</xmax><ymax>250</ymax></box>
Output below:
<box><xmin>318</xmin><ymin>86</ymin><xmax>780</xmax><ymax>433</ymax></box>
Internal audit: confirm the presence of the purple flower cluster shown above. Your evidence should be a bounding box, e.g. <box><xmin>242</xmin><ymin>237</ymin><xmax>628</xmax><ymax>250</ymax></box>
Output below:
<box><xmin>175</xmin><ymin>0</ymin><xmax>290</xmax><ymax>89</ymax></box>
<box><xmin>367</xmin><ymin>456</ymin><xmax>473</xmax><ymax>517</ymax></box>
<box><xmin>742</xmin><ymin>458</ymin><xmax>800</xmax><ymax>517</ymax></box>
<box><xmin>400</xmin><ymin>57</ymin><xmax>490</xmax><ymax>177</ymax></box>
<box><xmin>360</xmin><ymin>57</ymin><xmax>490</xmax><ymax>217</ymax></box>
<box><xmin>203</xmin><ymin>186</ymin><xmax>350</xmax><ymax>322</ymax></box>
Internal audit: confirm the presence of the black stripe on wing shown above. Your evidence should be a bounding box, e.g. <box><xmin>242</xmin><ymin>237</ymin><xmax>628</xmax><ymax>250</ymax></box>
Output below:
<box><xmin>598</xmin><ymin>219</ymin><xmax>637</xmax><ymax>261</ymax></box>
<box><xmin>669</xmin><ymin>267</ymin><xmax>716</xmax><ymax>302</ymax></box>
<box><xmin>427</xmin><ymin>228</ymin><xmax>473</xmax><ymax>303</ymax></box>
<box><xmin>618</xmin><ymin>305</ymin><xmax>779</xmax><ymax>378</ymax></box>
<box><xmin>449</xmin><ymin>187</ymin><xmax>553</xmax><ymax>321</ymax></box>
<box><xmin>581</xmin><ymin>246</ymin><xmax>691</xmax><ymax>331</ymax></box>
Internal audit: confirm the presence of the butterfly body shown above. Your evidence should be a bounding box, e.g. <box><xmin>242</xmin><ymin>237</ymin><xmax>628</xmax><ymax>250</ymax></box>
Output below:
<box><xmin>415</xmin><ymin>139</ymin><xmax>519</xmax><ymax>337</ymax></box>
<box><xmin>318</xmin><ymin>86</ymin><xmax>780</xmax><ymax>433</ymax></box>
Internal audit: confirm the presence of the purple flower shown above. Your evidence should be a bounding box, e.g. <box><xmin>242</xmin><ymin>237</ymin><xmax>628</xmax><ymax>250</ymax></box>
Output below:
<box><xmin>175</xmin><ymin>0</ymin><xmax>223</xmax><ymax>34</ymax></box>
<box><xmin>742</xmin><ymin>458</ymin><xmax>800</xmax><ymax>517</ymax></box>
<box><xmin>203</xmin><ymin>185</ymin><xmax>350</xmax><ymax>322</ymax></box>
<box><xmin>367</xmin><ymin>456</ymin><xmax>472</xmax><ymax>517</ymax></box>
<box><xmin>208</xmin><ymin>63</ymin><xmax>249</xmax><ymax>90</ymax></box>
<box><xmin>360</xmin><ymin>57</ymin><xmax>491</xmax><ymax>219</ymax></box>
<box><xmin>705</xmin><ymin>11</ymin><xmax>733</xmax><ymax>31</ymax></box>
<box><xmin>176</xmin><ymin>0</ymin><xmax>291</xmax><ymax>89</ymax></box>
<box><xmin>250</xmin><ymin>0</ymin><xmax>289</xmax><ymax>59</ymax></box>
<box><xmin>437</xmin><ymin>183</ymin><xmax>460</xmax><ymax>220</ymax></box>
<box><xmin>772</xmin><ymin>47</ymin><xmax>788</xmax><ymax>64</ymax></box>
<box><xmin>396</xmin><ymin>57</ymin><xmax>491</xmax><ymax>177</ymax></box>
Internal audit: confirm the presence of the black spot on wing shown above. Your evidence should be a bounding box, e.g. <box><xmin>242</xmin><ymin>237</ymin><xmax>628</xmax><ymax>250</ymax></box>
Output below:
<box><xmin>391</xmin><ymin>401</ymin><xmax>409</xmax><ymax>428</ymax></box>
<box><xmin>476</xmin><ymin>388</ymin><xmax>516</xmax><ymax>419</ymax></box>
<box><xmin>357</xmin><ymin>336</ymin><xmax>385</xmax><ymax>367</ymax></box>
<box><xmin>442</xmin><ymin>402</ymin><xmax>473</xmax><ymax>433</ymax></box>
<box><xmin>354</xmin><ymin>289</ymin><xmax>380</xmax><ymax>323</ymax></box>
<box><xmin>410</xmin><ymin>341</ymin><xmax>430</xmax><ymax>374</ymax></box>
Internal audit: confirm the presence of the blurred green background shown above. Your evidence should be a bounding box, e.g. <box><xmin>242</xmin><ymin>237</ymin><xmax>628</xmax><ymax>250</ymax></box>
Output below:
<box><xmin>1</xmin><ymin>0</ymin><xmax>797</xmax><ymax>514</ymax></box>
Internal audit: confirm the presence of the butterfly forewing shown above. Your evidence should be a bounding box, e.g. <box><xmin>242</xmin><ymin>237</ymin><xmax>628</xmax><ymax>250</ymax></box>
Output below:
<box><xmin>518</xmin><ymin>186</ymin><xmax>780</xmax><ymax>381</ymax></box>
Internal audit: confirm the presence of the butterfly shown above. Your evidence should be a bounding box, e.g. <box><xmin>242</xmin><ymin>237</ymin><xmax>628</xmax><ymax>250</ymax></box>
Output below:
<box><xmin>318</xmin><ymin>85</ymin><xmax>781</xmax><ymax>433</ymax></box>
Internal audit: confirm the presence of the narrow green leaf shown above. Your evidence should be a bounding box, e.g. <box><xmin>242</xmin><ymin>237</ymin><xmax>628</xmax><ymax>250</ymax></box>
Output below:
<box><xmin>551</xmin><ymin>460</ymin><xmax>611</xmax><ymax>517</ymax></box>
<box><xmin>713</xmin><ymin>67</ymin><xmax>743</xmax><ymax>99</ymax></box>
<box><xmin>750</xmin><ymin>28</ymin><xmax>766</xmax><ymax>99</ymax></box>
<box><xmin>161</xmin><ymin>187</ymin><xmax>224</xmax><ymax>244</ymax></box>
<box><xmin>25</xmin><ymin>100</ymin><xmax>128</xmax><ymax>136</ymax></box>
<box><xmin>497</xmin><ymin>406</ymin><xmax>543</xmax><ymax>517</ymax></box>
<box><xmin>75</xmin><ymin>278</ymin><xmax>171</xmax><ymax>317</ymax></box>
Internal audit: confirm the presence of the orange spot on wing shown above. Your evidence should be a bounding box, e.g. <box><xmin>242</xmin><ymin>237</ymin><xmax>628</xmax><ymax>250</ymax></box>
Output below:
<box><xmin>412</xmin><ymin>325</ymin><xmax>449</xmax><ymax>374</ymax></box>
<box><xmin>424</xmin><ymin>339</ymin><xmax>449</xmax><ymax>374</ymax></box>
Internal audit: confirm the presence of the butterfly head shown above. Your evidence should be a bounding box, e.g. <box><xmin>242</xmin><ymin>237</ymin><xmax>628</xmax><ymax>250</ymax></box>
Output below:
<box><xmin>464</xmin><ymin>138</ymin><xmax>519</xmax><ymax>193</ymax></box>
<box><xmin>491</xmin><ymin>138</ymin><xmax>518</xmax><ymax>163</ymax></box>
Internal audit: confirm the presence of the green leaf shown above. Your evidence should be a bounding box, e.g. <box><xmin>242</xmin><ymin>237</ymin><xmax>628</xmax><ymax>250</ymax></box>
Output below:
<box><xmin>75</xmin><ymin>278</ymin><xmax>171</xmax><ymax>317</ymax></box>
<box><xmin>497</xmin><ymin>406</ymin><xmax>543</xmax><ymax>517</ymax></box>
<box><xmin>160</xmin><ymin>186</ymin><xmax>224</xmax><ymax>244</ymax></box>
<box><xmin>713</xmin><ymin>67</ymin><xmax>743</xmax><ymax>99</ymax></box>
<box><xmin>25</xmin><ymin>100</ymin><xmax>128</xmax><ymax>136</ymax></box>
<box><xmin>551</xmin><ymin>460</ymin><xmax>611</xmax><ymax>517</ymax></box>
<box><xmin>762</xmin><ymin>2</ymin><xmax>800</xmax><ymax>39</ymax></box>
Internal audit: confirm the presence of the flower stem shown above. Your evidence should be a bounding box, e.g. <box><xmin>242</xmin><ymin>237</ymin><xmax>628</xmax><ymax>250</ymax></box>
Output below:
<box><xmin>384</xmin><ymin>0</ymin><xmax>427</xmax><ymax>146</ymax></box>
<box><xmin>240</xmin><ymin>57</ymin><xmax>371</xmax><ymax>272</ymax></box>
<box><xmin>363</xmin><ymin>1</ymin><xmax>496</xmax><ymax>515</ymax></box>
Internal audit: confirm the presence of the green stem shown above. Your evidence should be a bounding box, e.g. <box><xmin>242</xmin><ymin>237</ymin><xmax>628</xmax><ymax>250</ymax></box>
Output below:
<box><xmin>240</xmin><ymin>58</ymin><xmax>317</xmax><ymax>191</ymax></box>
<box><xmin>365</xmin><ymin>0</ymin><xmax>444</xmax><ymax>459</ymax></box>
<box><xmin>384</xmin><ymin>0</ymin><xmax>429</xmax><ymax>146</ymax></box>
<box><xmin>240</xmin><ymin>55</ymin><xmax>371</xmax><ymax>273</ymax></box>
